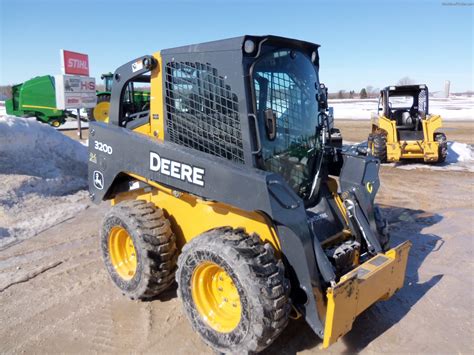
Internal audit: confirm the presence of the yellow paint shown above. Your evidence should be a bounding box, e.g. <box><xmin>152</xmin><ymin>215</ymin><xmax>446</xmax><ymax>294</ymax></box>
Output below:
<box><xmin>93</xmin><ymin>101</ymin><xmax>110</xmax><ymax>123</ymax></box>
<box><xmin>322</xmin><ymin>240</ymin><xmax>412</xmax><ymax>348</ymax></box>
<box><xmin>366</xmin><ymin>182</ymin><xmax>373</xmax><ymax>194</ymax></box>
<box><xmin>22</xmin><ymin>104</ymin><xmax>58</xmax><ymax>111</ymax></box>
<box><xmin>108</xmin><ymin>225</ymin><xmax>137</xmax><ymax>280</ymax></box>
<box><xmin>129</xmin><ymin>52</ymin><xmax>164</xmax><ymax>138</ymax></box>
<box><xmin>327</xmin><ymin>178</ymin><xmax>349</xmax><ymax>226</ymax></box>
<box><xmin>112</xmin><ymin>176</ymin><xmax>281</xmax><ymax>252</ymax></box>
<box><xmin>149</xmin><ymin>51</ymin><xmax>165</xmax><ymax>141</ymax></box>
<box><xmin>192</xmin><ymin>261</ymin><xmax>242</xmax><ymax>333</ymax></box>
<box><xmin>372</xmin><ymin>114</ymin><xmax>442</xmax><ymax>162</ymax></box>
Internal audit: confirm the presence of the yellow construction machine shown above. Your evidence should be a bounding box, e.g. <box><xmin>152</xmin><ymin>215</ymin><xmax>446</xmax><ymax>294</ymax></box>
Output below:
<box><xmin>88</xmin><ymin>35</ymin><xmax>411</xmax><ymax>353</ymax></box>
<box><xmin>369</xmin><ymin>85</ymin><xmax>447</xmax><ymax>163</ymax></box>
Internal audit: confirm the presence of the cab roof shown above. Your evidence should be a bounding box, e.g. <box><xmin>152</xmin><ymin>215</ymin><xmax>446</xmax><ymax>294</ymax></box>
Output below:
<box><xmin>161</xmin><ymin>35</ymin><xmax>320</xmax><ymax>55</ymax></box>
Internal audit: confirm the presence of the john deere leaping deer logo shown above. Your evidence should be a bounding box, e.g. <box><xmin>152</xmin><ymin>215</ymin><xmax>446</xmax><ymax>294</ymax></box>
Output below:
<box><xmin>93</xmin><ymin>171</ymin><xmax>104</xmax><ymax>190</ymax></box>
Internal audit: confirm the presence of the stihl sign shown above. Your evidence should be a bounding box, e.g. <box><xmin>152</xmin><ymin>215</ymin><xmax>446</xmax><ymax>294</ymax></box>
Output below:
<box><xmin>61</xmin><ymin>50</ymin><xmax>89</xmax><ymax>76</ymax></box>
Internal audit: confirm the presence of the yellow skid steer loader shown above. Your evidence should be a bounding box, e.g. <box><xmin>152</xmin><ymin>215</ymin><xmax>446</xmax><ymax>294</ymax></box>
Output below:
<box><xmin>369</xmin><ymin>85</ymin><xmax>447</xmax><ymax>163</ymax></box>
<box><xmin>88</xmin><ymin>35</ymin><xmax>411</xmax><ymax>353</ymax></box>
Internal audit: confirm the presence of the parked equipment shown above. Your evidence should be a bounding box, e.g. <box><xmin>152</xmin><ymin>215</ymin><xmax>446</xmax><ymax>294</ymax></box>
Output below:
<box><xmin>88</xmin><ymin>35</ymin><xmax>411</xmax><ymax>353</ymax></box>
<box><xmin>369</xmin><ymin>85</ymin><xmax>447</xmax><ymax>163</ymax></box>
<box><xmin>6</xmin><ymin>75</ymin><xmax>69</xmax><ymax>127</ymax></box>
<box><xmin>90</xmin><ymin>72</ymin><xmax>150</xmax><ymax>122</ymax></box>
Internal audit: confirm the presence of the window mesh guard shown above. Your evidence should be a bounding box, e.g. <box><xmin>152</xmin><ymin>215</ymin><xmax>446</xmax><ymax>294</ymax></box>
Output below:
<box><xmin>165</xmin><ymin>62</ymin><xmax>244</xmax><ymax>164</ymax></box>
<box><xmin>254</xmin><ymin>72</ymin><xmax>315</xmax><ymax>193</ymax></box>
<box><xmin>419</xmin><ymin>90</ymin><xmax>427</xmax><ymax>114</ymax></box>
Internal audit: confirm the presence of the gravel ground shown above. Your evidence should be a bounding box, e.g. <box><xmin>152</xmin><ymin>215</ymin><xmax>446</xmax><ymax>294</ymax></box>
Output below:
<box><xmin>0</xmin><ymin>120</ymin><xmax>473</xmax><ymax>354</ymax></box>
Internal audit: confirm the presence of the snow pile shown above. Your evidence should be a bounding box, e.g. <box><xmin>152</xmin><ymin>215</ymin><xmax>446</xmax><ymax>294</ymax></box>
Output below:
<box><xmin>0</xmin><ymin>115</ymin><xmax>89</xmax><ymax>246</ymax></box>
<box><xmin>447</xmin><ymin>141</ymin><xmax>473</xmax><ymax>163</ymax></box>
<box><xmin>395</xmin><ymin>142</ymin><xmax>474</xmax><ymax>172</ymax></box>
<box><xmin>343</xmin><ymin>140</ymin><xmax>473</xmax><ymax>172</ymax></box>
<box><xmin>329</xmin><ymin>96</ymin><xmax>474</xmax><ymax>120</ymax></box>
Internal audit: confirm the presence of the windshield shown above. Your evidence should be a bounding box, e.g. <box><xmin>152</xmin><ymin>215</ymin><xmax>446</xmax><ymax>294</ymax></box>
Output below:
<box><xmin>105</xmin><ymin>76</ymin><xmax>113</xmax><ymax>92</ymax></box>
<box><xmin>252</xmin><ymin>49</ymin><xmax>320</xmax><ymax>199</ymax></box>
<box><xmin>389</xmin><ymin>95</ymin><xmax>414</xmax><ymax>109</ymax></box>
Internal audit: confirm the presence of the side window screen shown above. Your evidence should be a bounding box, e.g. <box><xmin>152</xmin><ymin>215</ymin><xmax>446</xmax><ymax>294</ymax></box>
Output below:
<box><xmin>165</xmin><ymin>62</ymin><xmax>244</xmax><ymax>164</ymax></box>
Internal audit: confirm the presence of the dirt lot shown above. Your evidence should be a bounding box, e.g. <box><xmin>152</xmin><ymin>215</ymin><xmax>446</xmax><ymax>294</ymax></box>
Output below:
<box><xmin>337</xmin><ymin>120</ymin><xmax>474</xmax><ymax>145</ymax></box>
<box><xmin>1</xmin><ymin>122</ymin><xmax>473</xmax><ymax>354</ymax></box>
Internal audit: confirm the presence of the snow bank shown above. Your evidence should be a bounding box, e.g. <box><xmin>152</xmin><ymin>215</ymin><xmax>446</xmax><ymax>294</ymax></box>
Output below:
<box><xmin>344</xmin><ymin>140</ymin><xmax>474</xmax><ymax>172</ymax></box>
<box><xmin>394</xmin><ymin>142</ymin><xmax>474</xmax><ymax>172</ymax></box>
<box><xmin>330</xmin><ymin>96</ymin><xmax>474</xmax><ymax>120</ymax></box>
<box><xmin>0</xmin><ymin>115</ymin><xmax>89</xmax><ymax>246</ymax></box>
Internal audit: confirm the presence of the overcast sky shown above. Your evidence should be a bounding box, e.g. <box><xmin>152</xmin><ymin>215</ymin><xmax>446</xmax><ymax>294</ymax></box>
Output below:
<box><xmin>1</xmin><ymin>0</ymin><xmax>473</xmax><ymax>92</ymax></box>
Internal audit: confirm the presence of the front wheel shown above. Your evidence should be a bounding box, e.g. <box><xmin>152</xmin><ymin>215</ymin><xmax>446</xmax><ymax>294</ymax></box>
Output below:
<box><xmin>434</xmin><ymin>132</ymin><xmax>447</xmax><ymax>163</ymax></box>
<box><xmin>101</xmin><ymin>200</ymin><xmax>177</xmax><ymax>300</ymax></box>
<box><xmin>176</xmin><ymin>228</ymin><xmax>290</xmax><ymax>354</ymax></box>
<box><xmin>369</xmin><ymin>129</ymin><xmax>387</xmax><ymax>162</ymax></box>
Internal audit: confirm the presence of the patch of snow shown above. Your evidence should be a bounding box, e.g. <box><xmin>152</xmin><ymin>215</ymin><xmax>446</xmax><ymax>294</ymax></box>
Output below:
<box><xmin>330</xmin><ymin>96</ymin><xmax>474</xmax><ymax>120</ymax></box>
<box><xmin>57</xmin><ymin>119</ymin><xmax>89</xmax><ymax>130</ymax></box>
<box><xmin>344</xmin><ymin>140</ymin><xmax>474</xmax><ymax>172</ymax></box>
<box><xmin>393</xmin><ymin>142</ymin><xmax>473</xmax><ymax>172</ymax></box>
<box><xmin>0</xmin><ymin>115</ymin><xmax>89</xmax><ymax>246</ymax></box>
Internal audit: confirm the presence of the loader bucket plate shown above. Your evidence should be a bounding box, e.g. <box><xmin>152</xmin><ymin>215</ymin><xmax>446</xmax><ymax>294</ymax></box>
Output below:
<box><xmin>322</xmin><ymin>240</ymin><xmax>412</xmax><ymax>348</ymax></box>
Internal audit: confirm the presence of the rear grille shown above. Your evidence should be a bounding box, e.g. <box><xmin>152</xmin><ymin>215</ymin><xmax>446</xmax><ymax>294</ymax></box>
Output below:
<box><xmin>164</xmin><ymin>62</ymin><xmax>244</xmax><ymax>164</ymax></box>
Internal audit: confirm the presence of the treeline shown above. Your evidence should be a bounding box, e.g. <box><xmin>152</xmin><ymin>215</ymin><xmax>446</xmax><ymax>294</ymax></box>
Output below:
<box><xmin>0</xmin><ymin>85</ymin><xmax>12</xmax><ymax>100</ymax></box>
<box><xmin>328</xmin><ymin>87</ymin><xmax>380</xmax><ymax>99</ymax></box>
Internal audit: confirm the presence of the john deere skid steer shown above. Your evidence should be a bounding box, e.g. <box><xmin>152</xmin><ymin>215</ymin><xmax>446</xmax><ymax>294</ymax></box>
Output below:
<box><xmin>369</xmin><ymin>85</ymin><xmax>447</xmax><ymax>163</ymax></box>
<box><xmin>88</xmin><ymin>35</ymin><xmax>411</xmax><ymax>353</ymax></box>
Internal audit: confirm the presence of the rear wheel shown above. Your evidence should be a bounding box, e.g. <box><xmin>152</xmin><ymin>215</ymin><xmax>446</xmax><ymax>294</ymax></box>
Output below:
<box><xmin>434</xmin><ymin>132</ymin><xmax>447</xmax><ymax>163</ymax></box>
<box><xmin>101</xmin><ymin>199</ymin><xmax>177</xmax><ymax>300</ymax></box>
<box><xmin>176</xmin><ymin>228</ymin><xmax>290</xmax><ymax>354</ymax></box>
<box><xmin>370</xmin><ymin>129</ymin><xmax>387</xmax><ymax>162</ymax></box>
<box><xmin>50</xmin><ymin>120</ymin><xmax>61</xmax><ymax>128</ymax></box>
<box><xmin>92</xmin><ymin>94</ymin><xmax>111</xmax><ymax>123</ymax></box>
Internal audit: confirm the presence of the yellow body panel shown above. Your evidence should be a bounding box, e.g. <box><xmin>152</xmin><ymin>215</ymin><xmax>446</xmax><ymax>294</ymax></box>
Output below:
<box><xmin>149</xmin><ymin>51</ymin><xmax>165</xmax><ymax>141</ymax></box>
<box><xmin>112</xmin><ymin>178</ymin><xmax>281</xmax><ymax>252</ymax></box>
<box><xmin>322</xmin><ymin>240</ymin><xmax>412</xmax><ymax>348</ymax></box>
<box><xmin>372</xmin><ymin>115</ymin><xmax>442</xmax><ymax>162</ymax></box>
<box><xmin>129</xmin><ymin>51</ymin><xmax>165</xmax><ymax>138</ymax></box>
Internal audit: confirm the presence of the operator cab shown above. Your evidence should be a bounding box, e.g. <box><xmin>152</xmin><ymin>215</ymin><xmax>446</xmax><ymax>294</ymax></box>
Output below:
<box><xmin>378</xmin><ymin>84</ymin><xmax>429</xmax><ymax>141</ymax></box>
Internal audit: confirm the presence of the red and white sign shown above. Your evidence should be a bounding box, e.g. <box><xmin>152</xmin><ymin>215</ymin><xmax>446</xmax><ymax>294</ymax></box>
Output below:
<box><xmin>61</xmin><ymin>49</ymin><xmax>90</xmax><ymax>76</ymax></box>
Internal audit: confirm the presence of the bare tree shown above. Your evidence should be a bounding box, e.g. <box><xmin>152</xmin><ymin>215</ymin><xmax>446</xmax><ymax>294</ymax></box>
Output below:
<box><xmin>397</xmin><ymin>76</ymin><xmax>415</xmax><ymax>86</ymax></box>
<box><xmin>0</xmin><ymin>85</ymin><xmax>13</xmax><ymax>100</ymax></box>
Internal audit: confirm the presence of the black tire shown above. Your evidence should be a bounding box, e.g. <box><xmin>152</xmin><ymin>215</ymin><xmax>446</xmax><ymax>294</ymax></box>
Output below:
<box><xmin>85</xmin><ymin>108</ymin><xmax>94</xmax><ymax>121</ymax></box>
<box><xmin>370</xmin><ymin>129</ymin><xmax>387</xmax><ymax>162</ymax></box>
<box><xmin>176</xmin><ymin>228</ymin><xmax>290</xmax><ymax>354</ymax></box>
<box><xmin>374</xmin><ymin>206</ymin><xmax>390</xmax><ymax>251</ymax></box>
<box><xmin>101</xmin><ymin>199</ymin><xmax>177</xmax><ymax>300</ymax></box>
<box><xmin>434</xmin><ymin>132</ymin><xmax>447</xmax><ymax>163</ymax></box>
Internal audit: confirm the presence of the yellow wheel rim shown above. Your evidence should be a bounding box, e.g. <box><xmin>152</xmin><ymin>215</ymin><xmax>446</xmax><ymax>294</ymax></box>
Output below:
<box><xmin>51</xmin><ymin>120</ymin><xmax>60</xmax><ymax>127</ymax></box>
<box><xmin>93</xmin><ymin>101</ymin><xmax>110</xmax><ymax>123</ymax></box>
<box><xmin>191</xmin><ymin>261</ymin><xmax>242</xmax><ymax>333</ymax></box>
<box><xmin>108</xmin><ymin>226</ymin><xmax>137</xmax><ymax>280</ymax></box>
